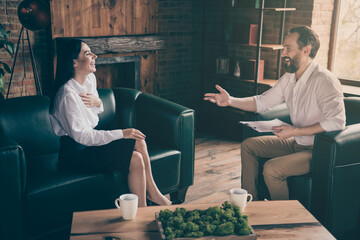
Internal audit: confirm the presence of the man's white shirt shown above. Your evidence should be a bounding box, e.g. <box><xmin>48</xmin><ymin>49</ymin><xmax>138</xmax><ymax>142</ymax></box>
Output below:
<box><xmin>253</xmin><ymin>61</ymin><xmax>346</xmax><ymax>146</ymax></box>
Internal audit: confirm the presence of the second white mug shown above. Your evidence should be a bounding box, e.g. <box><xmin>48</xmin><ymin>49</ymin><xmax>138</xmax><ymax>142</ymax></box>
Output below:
<box><xmin>230</xmin><ymin>188</ymin><xmax>253</xmax><ymax>213</ymax></box>
<box><xmin>114</xmin><ymin>193</ymin><xmax>138</xmax><ymax>220</ymax></box>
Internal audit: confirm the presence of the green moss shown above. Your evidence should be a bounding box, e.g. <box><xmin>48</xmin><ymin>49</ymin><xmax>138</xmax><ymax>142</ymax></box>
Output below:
<box><xmin>158</xmin><ymin>201</ymin><xmax>253</xmax><ymax>240</ymax></box>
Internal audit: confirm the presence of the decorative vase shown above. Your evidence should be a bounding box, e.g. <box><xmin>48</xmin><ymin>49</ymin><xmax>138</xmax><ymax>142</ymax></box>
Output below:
<box><xmin>234</xmin><ymin>61</ymin><xmax>241</xmax><ymax>77</ymax></box>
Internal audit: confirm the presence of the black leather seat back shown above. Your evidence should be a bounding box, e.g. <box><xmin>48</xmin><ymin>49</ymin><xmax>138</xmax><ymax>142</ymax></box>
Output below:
<box><xmin>96</xmin><ymin>88</ymin><xmax>141</xmax><ymax>130</ymax></box>
<box><xmin>0</xmin><ymin>96</ymin><xmax>60</xmax><ymax>159</ymax></box>
<box><xmin>258</xmin><ymin>102</ymin><xmax>291</xmax><ymax>124</ymax></box>
<box><xmin>136</xmin><ymin>92</ymin><xmax>187</xmax><ymax>149</ymax></box>
<box><xmin>96</xmin><ymin>89</ymin><xmax>117</xmax><ymax>130</ymax></box>
<box><xmin>344</xmin><ymin>97</ymin><xmax>360</xmax><ymax>125</ymax></box>
<box><xmin>112</xmin><ymin>88</ymin><xmax>141</xmax><ymax>129</ymax></box>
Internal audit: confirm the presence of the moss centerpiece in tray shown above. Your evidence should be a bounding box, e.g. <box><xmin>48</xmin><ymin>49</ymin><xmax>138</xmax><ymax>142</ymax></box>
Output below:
<box><xmin>156</xmin><ymin>201</ymin><xmax>256</xmax><ymax>240</ymax></box>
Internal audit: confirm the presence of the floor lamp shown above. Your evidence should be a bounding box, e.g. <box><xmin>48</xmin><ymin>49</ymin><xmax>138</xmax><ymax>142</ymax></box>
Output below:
<box><xmin>6</xmin><ymin>0</ymin><xmax>50</xmax><ymax>99</ymax></box>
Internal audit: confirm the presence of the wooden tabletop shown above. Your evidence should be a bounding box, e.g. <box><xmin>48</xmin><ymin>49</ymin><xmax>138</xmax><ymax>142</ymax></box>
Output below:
<box><xmin>70</xmin><ymin>200</ymin><xmax>335</xmax><ymax>240</ymax></box>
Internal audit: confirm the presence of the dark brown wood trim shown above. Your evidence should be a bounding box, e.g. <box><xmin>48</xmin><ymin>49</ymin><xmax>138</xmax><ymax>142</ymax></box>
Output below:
<box><xmin>252</xmin><ymin>222</ymin><xmax>322</xmax><ymax>230</ymax></box>
<box><xmin>328</xmin><ymin>0</ymin><xmax>341</xmax><ymax>71</ymax></box>
<box><xmin>340</xmin><ymin>79</ymin><xmax>360</xmax><ymax>87</ymax></box>
<box><xmin>78</xmin><ymin>35</ymin><xmax>166</xmax><ymax>55</ymax></box>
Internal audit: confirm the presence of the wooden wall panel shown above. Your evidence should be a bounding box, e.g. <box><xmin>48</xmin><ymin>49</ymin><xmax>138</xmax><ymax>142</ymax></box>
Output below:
<box><xmin>140</xmin><ymin>53</ymin><xmax>155</xmax><ymax>93</ymax></box>
<box><xmin>149</xmin><ymin>0</ymin><xmax>157</xmax><ymax>33</ymax></box>
<box><xmin>95</xmin><ymin>64</ymin><xmax>114</xmax><ymax>88</ymax></box>
<box><xmin>91</xmin><ymin>52</ymin><xmax>156</xmax><ymax>94</ymax></box>
<box><xmin>50</xmin><ymin>0</ymin><xmax>157</xmax><ymax>38</ymax></box>
<box><xmin>91</xmin><ymin>0</ymin><xmax>101</xmax><ymax>28</ymax></box>
<box><xmin>125</xmin><ymin>0</ymin><xmax>134</xmax><ymax>34</ymax></box>
<box><xmin>70</xmin><ymin>1</ymin><xmax>83</xmax><ymax>37</ymax></box>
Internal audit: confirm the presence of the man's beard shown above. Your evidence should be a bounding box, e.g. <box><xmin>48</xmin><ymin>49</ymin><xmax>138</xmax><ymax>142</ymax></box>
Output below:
<box><xmin>283</xmin><ymin>54</ymin><xmax>300</xmax><ymax>73</ymax></box>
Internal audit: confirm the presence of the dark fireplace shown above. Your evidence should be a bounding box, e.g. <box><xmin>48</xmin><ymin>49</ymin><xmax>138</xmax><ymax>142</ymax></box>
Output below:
<box><xmin>94</xmin><ymin>55</ymin><xmax>141</xmax><ymax>90</ymax></box>
<box><xmin>73</xmin><ymin>34</ymin><xmax>165</xmax><ymax>93</ymax></box>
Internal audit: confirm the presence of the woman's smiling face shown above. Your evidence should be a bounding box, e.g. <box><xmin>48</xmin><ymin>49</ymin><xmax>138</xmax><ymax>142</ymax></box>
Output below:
<box><xmin>74</xmin><ymin>42</ymin><xmax>97</xmax><ymax>75</ymax></box>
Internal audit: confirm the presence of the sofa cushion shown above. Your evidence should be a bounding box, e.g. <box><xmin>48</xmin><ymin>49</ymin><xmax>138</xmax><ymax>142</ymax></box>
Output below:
<box><xmin>25</xmin><ymin>168</ymin><xmax>128</xmax><ymax>238</ymax></box>
<box><xmin>28</xmin><ymin>153</ymin><xmax>59</xmax><ymax>173</ymax></box>
<box><xmin>24</xmin><ymin>145</ymin><xmax>180</xmax><ymax>238</ymax></box>
<box><xmin>149</xmin><ymin>146</ymin><xmax>181</xmax><ymax>193</ymax></box>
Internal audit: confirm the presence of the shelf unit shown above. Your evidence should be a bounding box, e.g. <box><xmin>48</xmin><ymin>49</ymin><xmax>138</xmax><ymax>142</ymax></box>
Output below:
<box><xmin>199</xmin><ymin>0</ymin><xmax>296</xmax><ymax>139</ymax></box>
<box><xmin>253</xmin><ymin>0</ymin><xmax>295</xmax><ymax>95</ymax></box>
<box><xmin>220</xmin><ymin>0</ymin><xmax>295</xmax><ymax>95</ymax></box>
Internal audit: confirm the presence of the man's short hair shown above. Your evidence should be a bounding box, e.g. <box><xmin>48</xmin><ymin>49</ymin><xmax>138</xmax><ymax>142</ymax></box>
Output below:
<box><xmin>288</xmin><ymin>26</ymin><xmax>320</xmax><ymax>59</ymax></box>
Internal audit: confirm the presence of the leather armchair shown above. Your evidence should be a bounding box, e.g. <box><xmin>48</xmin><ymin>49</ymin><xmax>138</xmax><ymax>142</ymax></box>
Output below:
<box><xmin>0</xmin><ymin>88</ymin><xmax>195</xmax><ymax>240</ymax></box>
<box><xmin>242</xmin><ymin>97</ymin><xmax>360</xmax><ymax>238</ymax></box>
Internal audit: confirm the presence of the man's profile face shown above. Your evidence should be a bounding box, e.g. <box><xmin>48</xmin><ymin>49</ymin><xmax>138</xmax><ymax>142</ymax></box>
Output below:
<box><xmin>281</xmin><ymin>33</ymin><xmax>302</xmax><ymax>73</ymax></box>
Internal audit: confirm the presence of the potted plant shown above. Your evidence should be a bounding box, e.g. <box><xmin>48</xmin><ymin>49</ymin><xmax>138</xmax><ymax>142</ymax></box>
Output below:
<box><xmin>0</xmin><ymin>25</ymin><xmax>15</xmax><ymax>100</ymax></box>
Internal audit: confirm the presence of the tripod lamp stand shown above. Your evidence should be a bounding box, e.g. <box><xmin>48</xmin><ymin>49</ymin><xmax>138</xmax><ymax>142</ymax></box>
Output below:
<box><xmin>6</xmin><ymin>0</ymin><xmax>50</xmax><ymax>99</ymax></box>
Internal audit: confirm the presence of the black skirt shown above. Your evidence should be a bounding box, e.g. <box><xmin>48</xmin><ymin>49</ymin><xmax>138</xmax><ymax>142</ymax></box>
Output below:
<box><xmin>58</xmin><ymin>136</ymin><xmax>136</xmax><ymax>174</ymax></box>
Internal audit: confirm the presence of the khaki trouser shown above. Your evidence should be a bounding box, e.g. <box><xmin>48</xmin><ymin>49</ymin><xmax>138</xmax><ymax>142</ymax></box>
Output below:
<box><xmin>241</xmin><ymin>135</ymin><xmax>313</xmax><ymax>200</ymax></box>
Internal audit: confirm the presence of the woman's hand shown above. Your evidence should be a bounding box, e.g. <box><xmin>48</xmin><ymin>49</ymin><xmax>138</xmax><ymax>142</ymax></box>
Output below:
<box><xmin>123</xmin><ymin>128</ymin><xmax>146</xmax><ymax>140</ymax></box>
<box><xmin>204</xmin><ymin>85</ymin><xmax>232</xmax><ymax>107</ymax></box>
<box><xmin>79</xmin><ymin>93</ymin><xmax>102</xmax><ymax>107</ymax></box>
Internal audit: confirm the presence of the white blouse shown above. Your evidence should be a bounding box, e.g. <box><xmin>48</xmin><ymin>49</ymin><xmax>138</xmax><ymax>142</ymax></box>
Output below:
<box><xmin>254</xmin><ymin>61</ymin><xmax>346</xmax><ymax>146</ymax></box>
<box><xmin>50</xmin><ymin>73</ymin><xmax>124</xmax><ymax>146</ymax></box>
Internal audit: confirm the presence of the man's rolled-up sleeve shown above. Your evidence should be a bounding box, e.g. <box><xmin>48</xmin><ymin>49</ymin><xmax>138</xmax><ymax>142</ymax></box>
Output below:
<box><xmin>317</xmin><ymin>75</ymin><xmax>346</xmax><ymax>132</ymax></box>
<box><xmin>254</xmin><ymin>77</ymin><xmax>285</xmax><ymax>113</ymax></box>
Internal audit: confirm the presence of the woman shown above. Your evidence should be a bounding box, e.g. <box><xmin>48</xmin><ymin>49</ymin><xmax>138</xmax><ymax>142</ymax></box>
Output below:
<box><xmin>49</xmin><ymin>38</ymin><xmax>171</xmax><ymax>207</ymax></box>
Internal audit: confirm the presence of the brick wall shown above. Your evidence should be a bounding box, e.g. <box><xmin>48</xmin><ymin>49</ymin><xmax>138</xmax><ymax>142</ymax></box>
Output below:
<box><xmin>0</xmin><ymin>0</ymin><xmax>50</xmax><ymax>98</ymax></box>
<box><xmin>262</xmin><ymin>0</ymin><xmax>333</xmax><ymax>76</ymax></box>
<box><xmin>1</xmin><ymin>0</ymin><xmax>335</xmax><ymax>110</ymax></box>
<box><xmin>1</xmin><ymin>0</ymin><xmax>205</xmax><ymax>110</ymax></box>
<box><xmin>157</xmin><ymin>0</ymin><xmax>204</xmax><ymax>110</ymax></box>
<box><xmin>311</xmin><ymin>0</ymin><xmax>335</xmax><ymax>67</ymax></box>
<box><xmin>201</xmin><ymin>0</ymin><xmax>334</xmax><ymax>94</ymax></box>
<box><xmin>273</xmin><ymin>0</ymin><xmax>334</xmax><ymax>71</ymax></box>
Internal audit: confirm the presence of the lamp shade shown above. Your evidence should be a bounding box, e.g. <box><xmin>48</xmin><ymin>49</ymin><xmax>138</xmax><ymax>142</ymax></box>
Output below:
<box><xmin>17</xmin><ymin>0</ymin><xmax>50</xmax><ymax>31</ymax></box>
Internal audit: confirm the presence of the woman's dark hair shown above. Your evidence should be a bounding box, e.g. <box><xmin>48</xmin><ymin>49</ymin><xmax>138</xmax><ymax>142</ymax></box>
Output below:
<box><xmin>288</xmin><ymin>26</ymin><xmax>320</xmax><ymax>59</ymax></box>
<box><xmin>50</xmin><ymin>38</ymin><xmax>84</xmax><ymax>111</ymax></box>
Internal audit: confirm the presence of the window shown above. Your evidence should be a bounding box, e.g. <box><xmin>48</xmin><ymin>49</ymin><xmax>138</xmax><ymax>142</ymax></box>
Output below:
<box><xmin>332</xmin><ymin>0</ymin><xmax>360</xmax><ymax>82</ymax></box>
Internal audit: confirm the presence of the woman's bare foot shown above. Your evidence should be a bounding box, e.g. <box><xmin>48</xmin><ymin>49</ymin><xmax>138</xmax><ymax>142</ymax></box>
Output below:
<box><xmin>147</xmin><ymin>193</ymin><xmax>172</xmax><ymax>206</ymax></box>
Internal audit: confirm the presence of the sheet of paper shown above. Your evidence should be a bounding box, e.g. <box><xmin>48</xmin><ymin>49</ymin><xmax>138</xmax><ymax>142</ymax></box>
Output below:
<box><xmin>239</xmin><ymin>118</ymin><xmax>292</xmax><ymax>133</ymax></box>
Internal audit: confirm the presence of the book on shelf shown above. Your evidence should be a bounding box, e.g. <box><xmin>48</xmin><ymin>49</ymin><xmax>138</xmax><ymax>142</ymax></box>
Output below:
<box><xmin>240</xmin><ymin>59</ymin><xmax>264</xmax><ymax>81</ymax></box>
<box><xmin>233</xmin><ymin>23</ymin><xmax>258</xmax><ymax>45</ymax></box>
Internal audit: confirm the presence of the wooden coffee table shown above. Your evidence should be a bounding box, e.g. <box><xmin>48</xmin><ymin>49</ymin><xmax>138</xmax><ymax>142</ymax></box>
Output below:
<box><xmin>70</xmin><ymin>200</ymin><xmax>335</xmax><ymax>240</ymax></box>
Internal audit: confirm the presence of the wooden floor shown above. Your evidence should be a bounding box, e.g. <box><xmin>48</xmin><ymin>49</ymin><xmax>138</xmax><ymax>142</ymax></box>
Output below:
<box><xmin>184</xmin><ymin>134</ymin><xmax>242</xmax><ymax>204</ymax></box>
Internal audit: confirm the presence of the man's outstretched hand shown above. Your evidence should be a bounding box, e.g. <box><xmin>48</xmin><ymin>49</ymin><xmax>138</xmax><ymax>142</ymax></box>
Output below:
<box><xmin>204</xmin><ymin>85</ymin><xmax>231</xmax><ymax>107</ymax></box>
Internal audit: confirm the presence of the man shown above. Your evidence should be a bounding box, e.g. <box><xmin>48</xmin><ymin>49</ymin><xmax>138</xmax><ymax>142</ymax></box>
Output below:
<box><xmin>204</xmin><ymin>26</ymin><xmax>345</xmax><ymax>200</ymax></box>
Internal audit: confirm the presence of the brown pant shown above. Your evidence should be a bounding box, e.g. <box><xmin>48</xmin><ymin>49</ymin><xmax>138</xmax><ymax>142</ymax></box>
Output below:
<box><xmin>241</xmin><ymin>135</ymin><xmax>313</xmax><ymax>200</ymax></box>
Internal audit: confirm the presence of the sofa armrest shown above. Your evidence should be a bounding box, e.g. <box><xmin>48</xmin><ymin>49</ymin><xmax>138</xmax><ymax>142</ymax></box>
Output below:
<box><xmin>311</xmin><ymin>124</ymin><xmax>360</xmax><ymax>234</ymax></box>
<box><xmin>135</xmin><ymin>93</ymin><xmax>195</xmax><ymax>189</ymax></box>
<box><xmin>0</xmin><ymin>131</ymin><xmax>26</xmax><ymax>240</ymax></box>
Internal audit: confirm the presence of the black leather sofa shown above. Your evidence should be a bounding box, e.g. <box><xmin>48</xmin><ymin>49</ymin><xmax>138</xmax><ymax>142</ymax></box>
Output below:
<box><xmin>0</xmin><ymin>88</ymin><xmax>195</xmax><ymax>240</ymax></box>
<box><xmin>242</xmin><ymin>97</ymin><xmax>360</xmax><ymax>239</ymax></box>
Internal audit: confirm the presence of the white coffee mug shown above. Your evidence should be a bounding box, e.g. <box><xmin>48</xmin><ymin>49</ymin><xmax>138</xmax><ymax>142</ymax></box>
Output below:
<box><xmin>230</xmin><ymin>188</ymin><xmax>253</xmax><ymax>213</ymax></box>
<box><xmin>114</xmin><ymin>194</ymin><xmax>138</xmax><ymax>220</ymax></box>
